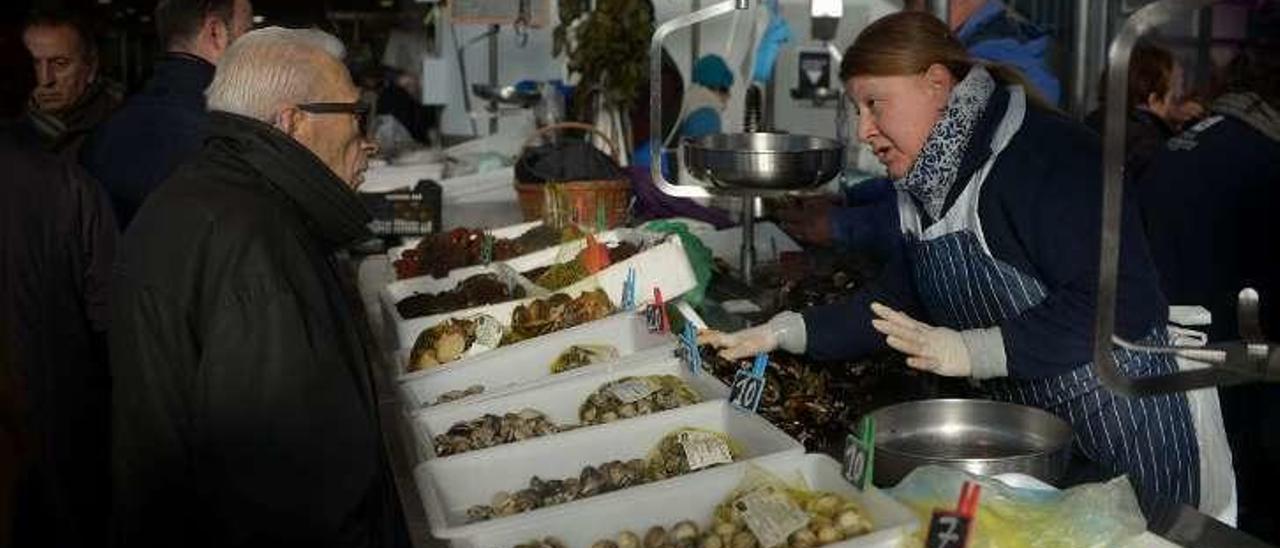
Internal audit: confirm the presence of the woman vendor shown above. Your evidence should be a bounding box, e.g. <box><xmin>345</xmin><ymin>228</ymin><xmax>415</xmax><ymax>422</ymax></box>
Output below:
<box><xmin>700</xmin><ymin>12</ymin><xmax>1231</xmax><ymax>520</ymax></box>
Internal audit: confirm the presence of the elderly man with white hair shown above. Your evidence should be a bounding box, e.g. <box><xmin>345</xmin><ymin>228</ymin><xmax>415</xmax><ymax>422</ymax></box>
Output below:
<box><xmin>109</xmin><ymin>28</ymin><xmax>404</xmax><ymax>547</ymax></box>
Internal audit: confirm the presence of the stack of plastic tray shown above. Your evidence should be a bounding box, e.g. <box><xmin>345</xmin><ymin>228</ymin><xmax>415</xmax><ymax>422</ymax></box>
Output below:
<box><xmin>415</xmin><ymin>401</ymin><xmax>804</xmax><ymax>541</ymax></box>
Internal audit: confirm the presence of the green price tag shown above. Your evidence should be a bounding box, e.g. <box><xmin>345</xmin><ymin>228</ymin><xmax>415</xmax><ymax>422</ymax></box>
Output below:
<box><xmin>843</xmin><ymin>415</ymin><xmax>875</xmax><ymax>490</ymax></box>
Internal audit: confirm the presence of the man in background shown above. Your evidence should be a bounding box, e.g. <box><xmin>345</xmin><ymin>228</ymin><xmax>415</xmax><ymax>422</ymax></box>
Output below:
<box><xmin>82</xmin><ymin>0</ymin><xmax>253</xmax><ymax>227</ymax></box>
<box><xmin>2</xmin><ymin>17</ymin><xmax>118</xmax><ymax>547</ymax></box>
<box><xmin>22</xmin><ymin>9</ymin><xmax>119</xmax><ymax>158</ymax></box>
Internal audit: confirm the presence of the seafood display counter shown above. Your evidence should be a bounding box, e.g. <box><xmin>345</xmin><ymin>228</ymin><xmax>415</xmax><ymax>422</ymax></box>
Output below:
<box><xmin>345</xmin><ymin>217</ymin><xmax>1259</xmax><ymax>548</ymax></box>
<box><xmin>347</xmin><ymin>219</ymin><xmax>929</xmax><ymax>548</ymax></box>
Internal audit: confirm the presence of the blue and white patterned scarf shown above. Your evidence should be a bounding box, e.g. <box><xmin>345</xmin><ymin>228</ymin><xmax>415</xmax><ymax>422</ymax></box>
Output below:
<box><xmin>897</xmin><ymin>65</ymin><xmax>997</xmax><ymax>220</ymax></box>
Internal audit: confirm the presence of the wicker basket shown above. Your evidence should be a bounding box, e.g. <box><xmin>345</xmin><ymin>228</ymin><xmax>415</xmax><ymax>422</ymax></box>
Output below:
<box><xmin>514</xmin><ymin>122</ymin><xmax>631</xmax><ymax>228</ymax></box>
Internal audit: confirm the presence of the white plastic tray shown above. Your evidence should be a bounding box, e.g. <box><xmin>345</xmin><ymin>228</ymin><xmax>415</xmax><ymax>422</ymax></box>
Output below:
<box><xmin>415</xmin><ymin>401</ymin><xmax>805</xmax><ymax>540</ymax></box>
<box><xmin>389</xmin><ymin>233</ymin><xmax>696</xmax><ymax>351</ymax></box>
<box><xmin>384</xmin><ymin>228</ymin><xmax>648</xmax><ymax>349</ymax></box>
<box><xmin>408</xmin><ymin>354</ymin><xmax>729</xmax><ymax>460</ymax></box>
<box><xmin>395</xmin><ymin>312</ymin><xmax>673</xmax><ymax>408</ymax></box>
<box><xmin>453</xmin><ymin>453</ymin><xmax>920</xmax><ymax>548</ymax></box>
<box><xmin>378</xmin><ymin>262</ymin><xmax>544</xmax><ymax>350</ymax></box>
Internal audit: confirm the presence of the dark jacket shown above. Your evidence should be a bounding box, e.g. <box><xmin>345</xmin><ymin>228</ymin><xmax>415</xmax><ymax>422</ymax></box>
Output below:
<box><xmin>958</xmin><ymin>0</ymin><xmax>1061</xmax><ymax>106</ymax></box>
<box><xmin>24</xmin><ymin>79</ymin><xmax>121</xmax><ymax>160</ymax></box>
<box><xmin>1139</xmin><ymin>99</ymin><xmax>1280</xmax><ymax>342</ymax></box>
<box><xmin>110</xmin><ymin>112</ymin><xmax>400</xmax><ymax>547</ymax></box>
<box><xmin>804</xmin><ymin>86</ymin><xmax>1170</xmax><ymax>379</ymax></box>
<box><xmin>82</xmin><ymin>53</ymin><xmax>215</xmax><ymax>227</ymax></box>
<box><xmin>1085</xmin><ymin>107</ymin><xmax>1175</xmax><ymax>184</ymax></box>
<box><xmin>0</xmin><ymin>124</ymin><xmax>117</xmax><ymax>546</ymax></box>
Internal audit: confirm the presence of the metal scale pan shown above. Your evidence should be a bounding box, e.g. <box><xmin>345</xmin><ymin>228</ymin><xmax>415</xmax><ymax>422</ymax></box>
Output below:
<box><xmin>682</xmin><ymin>133</ymin><xmax>845</xmax><ymax>193</ymax></box>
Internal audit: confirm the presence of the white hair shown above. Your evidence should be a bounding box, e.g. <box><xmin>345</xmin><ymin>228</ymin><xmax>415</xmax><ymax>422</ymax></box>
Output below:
<box><xmin>206</xmin><ymin>27</ymin><xmax>348</xmax><ymax>122</ymax></box>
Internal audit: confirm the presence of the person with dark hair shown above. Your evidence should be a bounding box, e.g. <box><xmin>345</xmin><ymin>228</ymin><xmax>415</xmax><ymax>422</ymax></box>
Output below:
<box><xmin>1138</xmin><ymin>5</ymin><xmax>1280</xmax><ymax>539</ymax></box>
<box><xmin>1086</xmin><ymin>40</ymin><xmax>1186</xmax><ymax>183</ymax></box>
<box><xmin>81</xmin><ymin>0</ymin><xmax>252</xmax><ymax>227</ymax></box>
<box><xmin>22</xmin><ymin>9</ymin><xmax>120</xmax><ymax>158</ymax></box>
<box><xmin>2</xmin><ymin>21</ymin><xmax>118</xmax><ymax>547</ymax></box>
<box><xmin>702</xmin><ymin>11</ymin><xmax>1231</xmax><ymax>520</ymax></box>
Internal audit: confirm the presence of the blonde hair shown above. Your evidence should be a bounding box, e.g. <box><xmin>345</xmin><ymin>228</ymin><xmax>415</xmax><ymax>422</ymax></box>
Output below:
<box><xmin>840</xmin><ymin>11</ymin><xmax>1051</xmax><ymax>110</ymax></box>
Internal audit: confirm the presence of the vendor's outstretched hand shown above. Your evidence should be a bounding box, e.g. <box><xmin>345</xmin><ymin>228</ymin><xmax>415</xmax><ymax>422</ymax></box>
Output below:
<box><xmin>697</xmin><ymin>311</ymin><xmax>807</xmax><ymax>361</ymax></box>
<box><xmin>870</xmin><ymin>302</ymin><xmax>971</xmax><ymax>376</ymax></box>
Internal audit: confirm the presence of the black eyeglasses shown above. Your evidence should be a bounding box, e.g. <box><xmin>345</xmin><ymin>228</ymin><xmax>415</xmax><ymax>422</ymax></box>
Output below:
<box><xmin>297</xmin><ymin>101</ymin><xmax>372</xmax><ymax>134</ymax></box>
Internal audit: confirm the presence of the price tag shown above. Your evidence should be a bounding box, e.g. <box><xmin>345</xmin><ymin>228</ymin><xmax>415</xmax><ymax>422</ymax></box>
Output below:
<box><xmin>644</xmin><ymin>287</ymin><xmax>669</xmax><ymax>333</ymax></box>
<box><xmin>608</xmin><ymin>377</ymin><xmax>658</xmax><ymax>403</ymax></box>
<box><xmin>729</xmin><ymin>353</ymin><xmax>769</xmax><ymax>412</ymax></box>
<box><xmin>463</xmin><ymin>314</ymin><xmax>504</xmax><ymax>357</ymax></box>
<box><xmin>679</xmin><ymin>431</ymin><xmax>733</xmax><ymax>471</ymax></box>
<box><xmin>676</xmin><ymin>323</ymin><xmax>702</xmax><ymax>375</ymax></box>
<box><xmin>479</xmin><ymin>231</ymin><xmax>495</xmax><ymax>265</ymax></box>
<box><xmin>925</xmin><ymin>481</ymin><xmax>981</xmax><ymax>548</ymax></box>
<box><xmin>842</xmin><ymin>416</ymin><xmax>876</xmax><ymax>490</ymax></box>
<box><xmin>621</xmin><ymin>267</ymin><xmax>637</xmax><ymax>311</ymax></box>
<box><xmin>734</xmin><ymin>485</ymin><xmax>810</xmax><ymax>548</ymax></box>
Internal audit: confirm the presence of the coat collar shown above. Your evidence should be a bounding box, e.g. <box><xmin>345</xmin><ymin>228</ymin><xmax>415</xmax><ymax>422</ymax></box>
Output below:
<box><xmin>204</xmin><ymin>111</ymin><xmax>372</xmax><ymax>249</ymax></box>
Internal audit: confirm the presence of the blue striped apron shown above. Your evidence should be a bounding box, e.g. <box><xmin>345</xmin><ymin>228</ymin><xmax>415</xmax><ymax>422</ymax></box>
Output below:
<box><xmin>899</xmin><ymin>87</ymin><xmax>1200</xmax><ymax>516</ymax></box>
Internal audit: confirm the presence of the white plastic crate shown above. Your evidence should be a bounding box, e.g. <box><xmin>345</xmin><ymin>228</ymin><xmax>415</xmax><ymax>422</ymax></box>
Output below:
<box><xmin>408</xmin><ymin>354</ymin><xmax>728</xmax><ymax>461</ymax></box>
<box><xmin>395</xmin><ymin>313</ymin><xmax>673</xmax><ymax>408</ymax></box>
<box><xmin>377</xmin><ymin>262</ymin><xmax>543</xmax><ymax>350</ymax></box>
<box><xmin>414</xmin><ymin>401</ymin><xmax>805</xmax><ymax>540</ymax></box>
<box><xmin>453</xmin><ymin>453</ymin><xmax>920</xmax><ymax>548</ymax></box>
<box><xmin>389</xmin><ymin>233</ymin><xmax>696</xmax><ymax>351</ymax></box>
<box><xmin>383</xmin><ymin>228</ymin><xmax>638</xmax><ymax>349</ymax></box>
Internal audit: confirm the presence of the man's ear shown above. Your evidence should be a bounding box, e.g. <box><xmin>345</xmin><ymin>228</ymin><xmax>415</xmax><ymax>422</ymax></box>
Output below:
<box><xmin>274</xmin><ymin>106</ymin><xmax>305</xmax><ymax>136</ymax></box>
<box><xmin>206</xmin><ymin>15</ymin><xmax>231</xmax><ymax>52</ymax></box>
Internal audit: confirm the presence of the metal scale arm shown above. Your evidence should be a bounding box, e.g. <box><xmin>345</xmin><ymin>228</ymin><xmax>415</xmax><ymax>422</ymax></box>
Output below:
<box><xmin>649</xmin><ymin>0</ymin><xmax>750</xmax><ymax>200</ymax></box>
<box><xmin>1093</xmin><ymin>0</ymin><xmax>1280</xmax><ymax>396</ymax></box>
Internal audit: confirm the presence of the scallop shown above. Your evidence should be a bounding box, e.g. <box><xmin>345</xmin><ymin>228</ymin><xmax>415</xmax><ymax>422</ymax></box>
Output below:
<box><xmin>618</xmin><ymin>531</ymin><xmax>641</xmax><ymax>548</ymax></box>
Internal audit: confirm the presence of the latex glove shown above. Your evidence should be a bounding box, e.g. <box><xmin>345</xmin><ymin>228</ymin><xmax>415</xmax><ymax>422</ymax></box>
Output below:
<box><xmin>870</xmin><ymin>302</ymin><xmax>971</xmax><ymax>376</ymax></box>
<box><xmin>698</xmin><ymin>311</ymin><xmax>807</xmax><ymax>361</ymax></box>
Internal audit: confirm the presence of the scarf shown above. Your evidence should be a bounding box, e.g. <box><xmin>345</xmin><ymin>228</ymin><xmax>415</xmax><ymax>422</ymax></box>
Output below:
<box><xmin>897</xmin><ymin>65</ymin><xmax>997</xmax><ymax>220</ymax></box>
<box><xmin>1213</xmin><ymin>92</ymin><xmax>1280</xmax><ymax>143</ymax></box>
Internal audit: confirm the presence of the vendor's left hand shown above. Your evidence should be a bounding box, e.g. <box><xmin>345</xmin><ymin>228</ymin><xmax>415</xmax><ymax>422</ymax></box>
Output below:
<box><xmin>870</xmin><ymin>302</ymin><xmax>971</xmax><ymax>377</ymax></box>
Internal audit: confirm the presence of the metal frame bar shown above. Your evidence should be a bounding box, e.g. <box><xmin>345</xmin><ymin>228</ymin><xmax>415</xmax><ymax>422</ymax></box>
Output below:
<box><xmin>649</xmin><ymin>1</ymin><xmax>746</xmax><ymax>199</ymax></box>
<box><xmin>1093</xmin><ymin>0</ymin><xmax>1279</xmax><ymax>396</ymax></box>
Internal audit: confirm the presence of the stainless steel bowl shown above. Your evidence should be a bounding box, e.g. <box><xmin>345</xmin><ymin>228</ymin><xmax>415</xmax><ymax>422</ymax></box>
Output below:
<box><xmin>869</xmin><ymin>399</ymin><xmax>1074</xmax><ymax>487</ymax></box>
<box><xmin>682</xmin><ymin>133</ymin><xmax>844</xmax><ymax>190</ymax></box>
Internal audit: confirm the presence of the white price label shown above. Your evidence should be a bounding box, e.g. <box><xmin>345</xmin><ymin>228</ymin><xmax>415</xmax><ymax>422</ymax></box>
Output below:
<box><xmin>679</xmin><ymin>431</ymin><xmax>733</xmax><ymax>471</ymax></box>
<box><xmin>607</xmin><ymin>378</ymin><xmax>658</xmax><ymax>403</ymax></box>
<box><xmin>734</xmin><ymin>486</ymin><xmax>810</xmax><ymax>548</ymax></box>
<box><xmin>465</xmin><ymin>314</ymin><xmax>504</xmax><ymax>356</ymax></box>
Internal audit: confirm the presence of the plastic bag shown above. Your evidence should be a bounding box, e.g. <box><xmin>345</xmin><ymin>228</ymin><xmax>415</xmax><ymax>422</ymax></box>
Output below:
<box><xmin>642</xmin><ymin>220</ymin><xmax>713</xmax><ymax>306</ymax></box>
<box><xmin>888</xmin><ymin>466</ymin><xmax>1147</xmax><ymax>548</ymax></box>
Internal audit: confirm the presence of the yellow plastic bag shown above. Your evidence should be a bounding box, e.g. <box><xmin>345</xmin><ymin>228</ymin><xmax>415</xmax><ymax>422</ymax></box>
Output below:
<box><xmin>888</xmin><ymin>465</ymin><xmax>1147</xmax><ymax>548</ymax></box>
